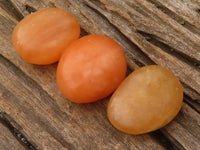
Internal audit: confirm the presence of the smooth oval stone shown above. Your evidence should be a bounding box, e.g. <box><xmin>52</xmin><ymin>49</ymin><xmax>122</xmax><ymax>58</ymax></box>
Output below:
<box><xmin>107</xmin><ymin>65</ymin><xmax>183</xmax><ymax>135</ymax></box>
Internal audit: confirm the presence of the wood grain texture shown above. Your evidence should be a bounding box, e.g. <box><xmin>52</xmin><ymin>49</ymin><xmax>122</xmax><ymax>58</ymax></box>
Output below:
<box><xmin>0</xmin><ymin>123</ymin><xmax>26</xmax><ymax>150</ymax></box>
<box><xmin>0</xmin><ymin>0</ymin><xmax>200</xmax><ymax>149</ymax></box>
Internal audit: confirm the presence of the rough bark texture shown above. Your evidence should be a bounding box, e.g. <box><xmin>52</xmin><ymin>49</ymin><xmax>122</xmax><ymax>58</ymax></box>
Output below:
<box><xmin>0</xmin><ymin>0</ymin><xmax>200</xmax><ymax>150</ymax></box>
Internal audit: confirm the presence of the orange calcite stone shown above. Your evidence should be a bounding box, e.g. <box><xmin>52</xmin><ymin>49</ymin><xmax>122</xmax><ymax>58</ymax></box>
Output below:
<box><xmin>12</xmin><ymin>8</ymin><xmax>80</xmax><ymax>65</ymax></box>
<box><xmin>108</xmin><ymin>65</ymin><xmax>183</xmax><ymax>134</ymax></box>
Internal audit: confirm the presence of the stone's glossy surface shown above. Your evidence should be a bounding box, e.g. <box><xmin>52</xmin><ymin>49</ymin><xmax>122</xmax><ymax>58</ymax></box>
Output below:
<box><xmin>12</xmin><ymin>8</ymin><xmax>80</xmax><ymax>65</ymax></box>
<box><xmin>57</xmin><ymin>35</ymin><xmax>127</xmax><ymax>103</ymax></box>
<box><xmin>107</xmin><ymin>65</ymin><xmax>183</xmax><ymax>135</ymax></box>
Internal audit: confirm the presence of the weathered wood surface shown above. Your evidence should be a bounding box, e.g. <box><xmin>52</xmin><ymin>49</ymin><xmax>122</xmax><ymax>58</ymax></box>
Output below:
<box><xmin>0</xmin><ymin>118</ymin><xmax>26</xmax><ymax>150</ymax></box>
<box><xmin>0</xmin><ymin>0</ymin><xmax>199</xmax><ymax>150</ymax></box>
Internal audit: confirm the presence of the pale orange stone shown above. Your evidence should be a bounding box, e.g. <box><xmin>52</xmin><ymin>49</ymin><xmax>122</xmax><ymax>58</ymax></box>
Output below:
<box><xmin>12</xmin><ymin>8</ymin><xmax>80</xmax><ymax>65</ymax></box>
<box><xmin>107</xmin><ymin>65</ymin><xmax>183</xmax><ymax>134</ymax></box>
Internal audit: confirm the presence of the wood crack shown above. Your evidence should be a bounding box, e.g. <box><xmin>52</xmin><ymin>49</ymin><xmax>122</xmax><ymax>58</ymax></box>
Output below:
<box><xmin>0</xmin><ymin>111</ymin><xmax>37</xmax><ymax>150</ymax></box>
<box><xmin>150</xmin><ymin>130</ymin><xmax>180</xmax><ymax>150</ymax></box>
<box><xmin>0</xmin><ymin>0</ymin><xmax>24</xmax><ymax>21</ymax></box>
<box><xmin>138</xmin><ymin>30</ymin><xmax>200</xmax><ymax>69</ymax></box>
<box><xmin>197</xmin><ymin>9</ymin><xmax>200</xmax><ymax>14</ymax></box>
<box><xmin>184</xmin><ymin>96</ymin><xmax>200</xmax><ymax>113</ymax></box>
<box><xmin>146</xmin><ymin>0</ymin><xmax>200</xmax><ymax>36</ymax></box>
<box><xmin>25</xmin><ymin>4</ymin><xmax>36</xmax><ymax>13</ymax></box>
<box><xmin>161</xmin><ymin>128</ymin><xmax>187</xmax><ymax>150</ymax></box>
